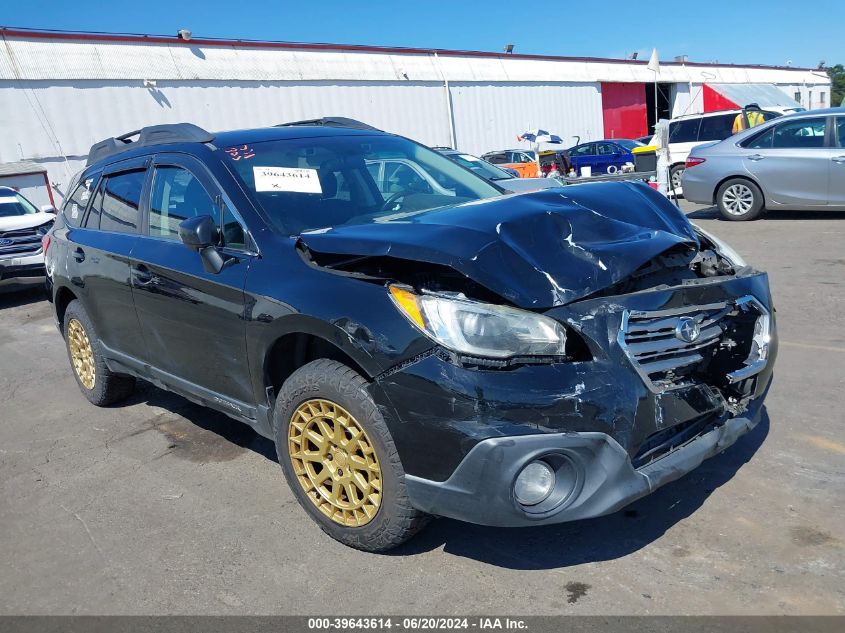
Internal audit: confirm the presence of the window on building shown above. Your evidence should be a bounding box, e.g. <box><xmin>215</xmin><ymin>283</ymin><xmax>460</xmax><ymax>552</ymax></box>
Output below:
<box><xmin>820</xmin><ymin>92</ymin><xmax>826</xmax><ymax>105</ymax></box>
<box><xmin>794</xmin><ymin>91</ymin><xmax>801</xmax><ymax>103</ymax></box>
<box><xmin>99</xmin><ymin>170</ymin><xmax>145</xmax><ymax>234</ymax></box>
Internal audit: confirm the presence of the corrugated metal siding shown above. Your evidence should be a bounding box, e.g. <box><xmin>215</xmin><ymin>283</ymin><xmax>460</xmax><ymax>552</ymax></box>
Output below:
<box><xmin>0</xmin><ymin>34</ymin><xmax>832</xmax><ymax>199</ymax></box>
<box><xmin>0</xmin><ymin>80</ymin><xmax>454</xmax><ymax>162</ymax></box>
<box><xmin>0</xmin><ymin>36</ymin><xmax>832</xmax><ymax>86</ymax></box>
<box><xmin>449</xmin><ymin>82</ymin><xmax>603</xmax><ymax>155</ymax></box>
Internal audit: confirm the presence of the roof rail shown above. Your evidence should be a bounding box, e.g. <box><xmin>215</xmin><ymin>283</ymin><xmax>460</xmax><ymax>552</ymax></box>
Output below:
<box><xmin>86</xmin><ymin>123</ymin><xmax>214</xmax><ymax>165</ymax></box>
<box><xmin>275</xmin><ymin>117</ymin><xmax>381</xmax><ymax>131</ymax></box>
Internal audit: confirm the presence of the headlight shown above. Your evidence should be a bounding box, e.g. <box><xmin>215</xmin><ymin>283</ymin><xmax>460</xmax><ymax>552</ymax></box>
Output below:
<box><xmin>694</xmin><ymin>225</ymin><xmax>747</xmax><ymax>268</ymax></box>
<box><xmin>389</xmin><ymin>285</ymin><xmax>567</xmax><ymax>359</ymax></box>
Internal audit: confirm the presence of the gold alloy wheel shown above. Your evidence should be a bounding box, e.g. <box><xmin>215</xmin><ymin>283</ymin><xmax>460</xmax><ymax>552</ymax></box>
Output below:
<box><xmin>67</xmin><ymin>318</ymin><xmax>96</xmax><ymax>390</ymax></box>
<box><xmin>288</xmin><ymin>398</ymin><xmax>382</xmax><ymax>527</ymax></box>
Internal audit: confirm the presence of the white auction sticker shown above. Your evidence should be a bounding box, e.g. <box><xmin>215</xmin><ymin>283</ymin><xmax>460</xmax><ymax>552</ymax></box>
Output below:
<box><xmin>459</xmin><ymin>154</ymin><xmax>481</xmax><ymax>162</ymax></box>
<box><xmin>0</xmin><ymin>196</ymin><xmax>19</xmax><ymax>204</ymax></box>
<box><xmin>253</xmin><ymin>166</ymin><xmax>322</xmax><ymax>194</ymax></box>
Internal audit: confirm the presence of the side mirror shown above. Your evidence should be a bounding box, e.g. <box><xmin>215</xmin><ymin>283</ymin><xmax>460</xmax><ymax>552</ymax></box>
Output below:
<box><xmin>178</xmin><ymin>215</ymin><xmax>226</xmax><ymax>274</ymax></box>
<box><xmin>178</xmin><ymin>214</ymin><xmax>216</xmax><ymax>250</ymax></box>
<box><xmin>40</xmin><ymin>204</ymin><xmax>57</xmax><ymax>214</ymax></box>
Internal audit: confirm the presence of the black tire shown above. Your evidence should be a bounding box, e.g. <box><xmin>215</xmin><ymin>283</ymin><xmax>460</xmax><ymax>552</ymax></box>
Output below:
<box><xmin>669</xmin><ymin>164</ymin><xmax>685</xmax><ymax>195</ymax></box>
<box><xmin>716</xmin><ymin>178</ymin><xmax>765</xmax><ymax>221</ymax></box>
<box><xmin>63</xmin><ymin>300</ymin><xmax>135</xmax><ymax>406</ymax></box>
<box><xmin>273</xmin><ymin>359</ymin><xmax>429</xmax><ymax>552</ymax></box>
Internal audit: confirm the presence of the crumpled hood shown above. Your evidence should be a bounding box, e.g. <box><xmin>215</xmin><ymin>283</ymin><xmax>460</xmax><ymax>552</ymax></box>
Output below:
<box><xmin>0</xmin><ymin>212</ymin><xmax>54</xmax><ymax>232</ymax></box>
<box><xmin>299</xmin><ymin>182</ymin><xmax>700</xmax><ymax>308</ymax></box>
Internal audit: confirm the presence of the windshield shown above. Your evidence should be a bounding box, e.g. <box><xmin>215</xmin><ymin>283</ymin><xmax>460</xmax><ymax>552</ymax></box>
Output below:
<box><xmin>0</xmin><ymin>191</ymin><xmax>39</xmax><ymax>218</ymax></box>
<box><xmin>223</xmin><ymin>135</ymin><xmax>501</xmax><ymax>235</ymax></box>
<box><xmin>615</xmin><ymin>139</ymin><xmax>645</xmax><ymax>150</ymax></box>
<box><xmin>443</xmin><ymin>152</ymin><xmax>514</xmax><ymax>181</ymax></box>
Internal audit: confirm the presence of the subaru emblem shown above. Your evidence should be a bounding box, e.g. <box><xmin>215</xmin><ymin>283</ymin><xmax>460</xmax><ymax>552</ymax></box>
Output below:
<box><xmin>675</xmin><ymin>317</ymin><xmax>701</xmax><ymax>343</ymax></box>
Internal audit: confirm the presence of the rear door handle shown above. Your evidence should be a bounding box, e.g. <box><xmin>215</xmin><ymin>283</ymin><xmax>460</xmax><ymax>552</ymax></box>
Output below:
<box><xmin>747</xmin><ymin>154</ymin><xmax>765</xmax><ymax>161</ymax></box>
<box><xmin>832</xmin><ymin>156</ymin><xmax>845</xmax><ymax>164</ymax></box>
<box><xmin>73</xmin><ymin>247</ymin><xmax>85</xmax><ymax>263</ymax></box>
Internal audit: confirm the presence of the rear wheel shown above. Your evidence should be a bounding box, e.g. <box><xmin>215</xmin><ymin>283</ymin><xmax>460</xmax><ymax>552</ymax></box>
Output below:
<box><xmin>274</xmin><ymin>359</ymin><xmax>429</xmax><ymax>552</ymax></box>
<box><xmin>717</xmin><ymin>178</ymin><xmax>765</xmax><ymax>221</ymax></box>
<box><xmin>669</xmin><ymin>164</ymin><xmax>685</xmax><ymax>194</ymax></box>
<box><xmin>64</xmin><ymin>300</ymin><xmax>135</xmax><ymax>405</ymax></box>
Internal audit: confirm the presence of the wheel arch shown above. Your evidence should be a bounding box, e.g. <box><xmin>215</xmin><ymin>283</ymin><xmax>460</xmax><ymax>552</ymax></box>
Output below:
<box><xmin>54</xmin><ymin>285</ymin><xmax>79</xmax><ymax>330</ymax></box>
<box><xmin>713</xmin><ymin>174</ymin><xmax>765</xmax><ymax>206</ymax></box>
<box><xmin>260</xmin><ymin>315</ymin><xmax>382</xmax><ymax>409</ymax></box>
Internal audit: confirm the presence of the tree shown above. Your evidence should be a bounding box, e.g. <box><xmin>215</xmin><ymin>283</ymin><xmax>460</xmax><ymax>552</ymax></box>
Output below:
<box><xmin>828</xmin><ymin>64</ymin><xmax>845</xmax><ymax>107</ymax></box>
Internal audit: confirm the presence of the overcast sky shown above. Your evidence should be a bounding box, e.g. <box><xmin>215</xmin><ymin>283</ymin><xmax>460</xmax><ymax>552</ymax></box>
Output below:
<box><xmin>3</xmin><ymin>0</ymin><xmax>841</xmax><ymax>69</ymax></box>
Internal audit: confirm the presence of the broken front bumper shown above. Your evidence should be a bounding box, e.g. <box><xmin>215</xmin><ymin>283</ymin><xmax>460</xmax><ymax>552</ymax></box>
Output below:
<box><xmin>372</xmin><ymin>270</ymin><xmax>776</xmax><ymax>527</ymax></box>
<box><xmin>403</xmin><ymin>384</ymin><xmax>768</xmax><ymax>527</ymax></box>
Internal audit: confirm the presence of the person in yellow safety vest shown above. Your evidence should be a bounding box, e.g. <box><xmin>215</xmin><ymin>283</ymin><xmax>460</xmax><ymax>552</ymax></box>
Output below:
<box><xmin>732</xmin><ymin>109</ymin><xmax>765</xmax><ymax>134</ymax></box>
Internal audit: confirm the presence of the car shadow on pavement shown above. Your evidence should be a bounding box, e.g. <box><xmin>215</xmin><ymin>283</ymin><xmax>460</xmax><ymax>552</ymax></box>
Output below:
<box><xmin>391</xmin><ymin>410</ymin><xmax>770</xmax><ymax>569</ymax></box>
<box><xmin>0</xmin><ymin>287</ymin><xmax>48</xmax><ymax>310</ymax></box>
<box><xmin>685</xmin><ymin>206</ymin><xmax>845</xmax><ymax>221</ymax></box>
<box><xmin>124</xmin><ymin>380</ymin><xmax>279</xmax><ymax>463</ymax></box>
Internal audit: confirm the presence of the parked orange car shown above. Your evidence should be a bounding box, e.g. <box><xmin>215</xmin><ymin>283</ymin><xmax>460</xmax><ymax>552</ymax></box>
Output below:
<box><xmin>480</xmin><ymin>149</ymin><xmax>539</xmax><ymax>178</ymax></box>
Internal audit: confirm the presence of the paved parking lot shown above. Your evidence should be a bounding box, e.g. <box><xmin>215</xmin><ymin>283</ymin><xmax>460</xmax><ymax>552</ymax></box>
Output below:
<box><xmin>1</xmin><ymin>203</ymin><xmax>843</xmax><ymax>615</ymax></box>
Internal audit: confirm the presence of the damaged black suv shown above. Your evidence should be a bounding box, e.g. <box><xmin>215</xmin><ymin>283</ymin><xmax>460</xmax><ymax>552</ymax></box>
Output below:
<box><xmin>45</xmin><ymin>119</ymin><xmax>776</xmax><ymax>552</ymax></box>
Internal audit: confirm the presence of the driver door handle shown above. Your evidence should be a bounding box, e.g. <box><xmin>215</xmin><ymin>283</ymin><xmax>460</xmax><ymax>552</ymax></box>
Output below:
<box><xmin>832</xmin><ymin>156</ymin><xmax>845</xmax><ymax>164</ymax></box>
<box><xmin>747</xmin><ymin>154</ymin><xmax>765</xmax><ymax>161</ymax></box>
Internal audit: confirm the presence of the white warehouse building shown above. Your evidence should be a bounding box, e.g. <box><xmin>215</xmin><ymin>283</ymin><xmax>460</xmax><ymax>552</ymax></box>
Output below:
<box><xmin>0</xmin><ymin>27</ymin><xmax>832</xmax><ymax>202</ymax></box>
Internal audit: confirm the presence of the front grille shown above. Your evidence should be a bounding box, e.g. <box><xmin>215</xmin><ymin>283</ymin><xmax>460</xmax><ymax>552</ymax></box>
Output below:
<box><xmin>0</xmin><ymin>225</ymin><xmax>46</xmax><ymax>257</ymax></box>
<box><xmin>619</xmin><ymin>301</ymin><xmax>731</xmax><ymax>391</ymax></box>
<box><xmin>618</xmin><ymin>294</ymin><xmax>772</xmax><ymax>393</ymax></box>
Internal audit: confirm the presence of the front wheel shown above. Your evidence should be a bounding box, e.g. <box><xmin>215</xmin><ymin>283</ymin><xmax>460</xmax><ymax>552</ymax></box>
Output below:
<box><xmin>717</xmin><ymin>178</ymin><xmax>765</xmax><ymax>221</ymax></box>
<box><xmin>274</xmin><ymin>359</ymin><xmax>429</xmax><ymax>552</ymax></box>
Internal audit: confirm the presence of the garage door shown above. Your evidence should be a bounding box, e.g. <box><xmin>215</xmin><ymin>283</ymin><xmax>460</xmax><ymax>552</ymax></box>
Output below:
<box><xmin>601</xmin><ymin>82</ymin><xmax>647</xmax><ymax>139</ymax></box>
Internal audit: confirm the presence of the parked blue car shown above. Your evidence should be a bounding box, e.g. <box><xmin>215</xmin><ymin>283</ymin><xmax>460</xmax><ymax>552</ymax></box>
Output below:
<box><xmin>568</xmin><ymin>139</ymin><xmax>644</xmax><ymax>174</ymax></box>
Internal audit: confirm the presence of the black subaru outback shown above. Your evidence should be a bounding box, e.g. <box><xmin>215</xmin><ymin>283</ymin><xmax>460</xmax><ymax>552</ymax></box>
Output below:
<box><xmin>45</xmin><ymin>119</ymin><xmax>776</xmax><ymax>552</ymax></box>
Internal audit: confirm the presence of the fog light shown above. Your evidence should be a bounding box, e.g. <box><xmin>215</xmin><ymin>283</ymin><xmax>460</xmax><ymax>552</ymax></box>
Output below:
<box><xmin>514</xmin><ymin>460</ymin><xmax>555</xmax><ymax>506</ymax></box>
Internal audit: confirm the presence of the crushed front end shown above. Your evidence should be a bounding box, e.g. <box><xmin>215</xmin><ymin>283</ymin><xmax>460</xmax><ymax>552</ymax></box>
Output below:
<box><xmin>375</xmin><ymin>269</ymin><xmax>776</xmax><ymax>526</ymax></box>
<box><xmin>299</xmin><ymin>182</ymin><xmax>777</xmax><ymax>527</ymax></box>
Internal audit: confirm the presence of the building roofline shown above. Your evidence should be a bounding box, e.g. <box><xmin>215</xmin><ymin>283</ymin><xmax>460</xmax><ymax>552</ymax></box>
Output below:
<box><xmin>0</xmin><ymin>25</ymin><xmax>822</xmax><ymax>72</ymax></box>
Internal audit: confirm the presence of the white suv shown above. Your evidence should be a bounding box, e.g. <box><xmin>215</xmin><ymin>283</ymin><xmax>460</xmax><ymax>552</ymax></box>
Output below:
<box><xmin>653</xmin><ymin>109</ymin><xmax>781</xmax><ymax>192</ymax></box>
<box><xmin>0</xmin><ymin>186</ymin><xmax>55</xmax><ymax>291</ymax></box>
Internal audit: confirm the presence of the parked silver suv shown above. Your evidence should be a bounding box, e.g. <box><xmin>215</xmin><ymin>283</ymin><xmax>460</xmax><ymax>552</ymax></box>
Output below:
<box><xmin>682</xmin><ymin>108</ymin><xmax>845</xmax><ymax>220</ymax></box>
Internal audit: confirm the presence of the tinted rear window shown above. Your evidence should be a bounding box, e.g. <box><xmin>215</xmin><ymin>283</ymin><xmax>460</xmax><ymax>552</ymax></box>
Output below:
<box><xmin>669</xmin><ymin>119</ymin><xmax>700</xmax><ymax>143</ymax></box>
<box><xmin>698</xmin><ymin>114</ymin><xmax>735</xmax><ymax>141</ymax></box>
<box><xmin>98</xmin><ymin>170</ymin><xmax>146</xmax><ymax>234</ymax></box>
<box><xmin>63</xmin><ymin>174</ymin><xmax>100</xmax><ymax>228</ymax></box>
